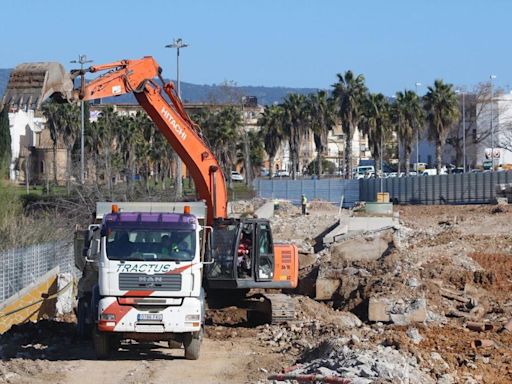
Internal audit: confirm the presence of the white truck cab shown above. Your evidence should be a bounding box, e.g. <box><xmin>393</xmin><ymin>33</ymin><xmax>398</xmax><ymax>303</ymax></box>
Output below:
<box><xmin>76</xmin><ymin>202</ymin><xmax>208</xmax><ymax>360</ymax></box>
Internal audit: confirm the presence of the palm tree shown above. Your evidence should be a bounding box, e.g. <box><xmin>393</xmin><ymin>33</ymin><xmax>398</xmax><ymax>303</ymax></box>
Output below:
<box><xmin>307</xmin><ymin>91</ymin><xmax>336</xmax><ymax>178</ymax></box>
<box><xmin>332</xmin><ymin>71</ymin><xmax>368</xmax><ymax>179</ymax></box>
<box><xmin>393</xmin><ymin>90</ymin><xmax>424</xmax><ymax>175</ymax></box>
<box><xmin>200</xmin><ymin>107</ymin><xmax>242</xmax><ymax>186</ymax></box>
<box><xmin>423</xmin><ymin>80</ymin><xmax>460</xmax><ymax>174</ymax></box>
<box><xmin>259</xmin><ymin>105</ymin><xmax>285</xmax><ymax>178</ymax></box>
<box><xmin>282</xmin><ymin>93</ymin><xmax>308</xmax><ymax>180</ymax></box>
<box><xmin>95</xmin><ymin>106</ymin><xmax>117</xmax><ymax>197</ymax></box>
<box><xmin>360</xmin><ymin>93</ymin><xmax>391</xmax><ymax>174</ymax></box>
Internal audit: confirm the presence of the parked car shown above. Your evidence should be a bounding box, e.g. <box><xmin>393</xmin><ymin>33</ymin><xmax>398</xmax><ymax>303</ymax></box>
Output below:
<box><xmin>422</xmin><ymin>168</ymin><xmax>447</xmax><ymax>176</ymax></box>
<box><xmin>354</xmin><ymin>165</ymin><xmax>375</xmax><ymax>179</ymax></box>
<box><xmin>260</xmin><ymin>168</ymin><xmax>269</xmax><ymax>177</ymax></box>
<box><xmin>230</xmin><ymin>171</ymin><xmax>244</xmax><ymax>182</ymax></box>
<box><xmin>275</xmin><ymin>169</ymin><xmax>290</xmax><ymax>177</ymax></box>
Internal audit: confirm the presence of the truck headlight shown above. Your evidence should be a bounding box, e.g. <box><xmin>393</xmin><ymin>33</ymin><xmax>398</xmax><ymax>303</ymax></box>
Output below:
<box><xmin>185</xmin><ymin>314</ymin><xmax>200</xmax><ymax>321</ymax></box>
<box><xmin>100</xmin><ymin>313</ymin><xmax>116</xmax><ymax>321</ymax></box>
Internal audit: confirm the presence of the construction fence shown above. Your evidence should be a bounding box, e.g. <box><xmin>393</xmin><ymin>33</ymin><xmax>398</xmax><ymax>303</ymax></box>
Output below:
<box><xmin>360</xmin><ymin>171</ymin><xmax>512</xmax><ymax>205</ymax></box>
<box><xmin>253</xmin><ymin>178</ymin><xmax>360</xmax><ymax>208</ymax></box>
<box><xmin>254</xmin><ymin>171</ymin><xmax>512</xmax><ymax>206</ymax></box>
<box><xmin>0</xmin><ymin>240</ymin><xmax>75</xmax><ymax>303</ymax></box>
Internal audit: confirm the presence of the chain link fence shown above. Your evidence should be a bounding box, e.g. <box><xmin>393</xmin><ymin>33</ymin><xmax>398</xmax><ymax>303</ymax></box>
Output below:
<box><xmin>0</xmin><ymin>240</ymin><xmax>76</xmax><ymax>303</ymax></box>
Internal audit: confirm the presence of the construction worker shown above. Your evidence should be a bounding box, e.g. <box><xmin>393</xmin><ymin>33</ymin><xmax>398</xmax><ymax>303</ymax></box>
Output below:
<box><xmin>301</xmin><ymin>194</ymin><xmax>308</xmax><ymax>215</ymax></box>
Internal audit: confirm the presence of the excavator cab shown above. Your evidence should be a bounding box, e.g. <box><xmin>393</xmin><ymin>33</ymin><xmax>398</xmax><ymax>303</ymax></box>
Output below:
<box><xmin>206</xmin><ymin>218</ymin><xmax>294</xmax><ymax>290</ymax></box>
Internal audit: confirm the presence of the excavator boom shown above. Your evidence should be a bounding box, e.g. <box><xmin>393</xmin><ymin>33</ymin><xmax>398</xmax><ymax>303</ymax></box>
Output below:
<box><xmin>1</xmin><ymin>57</ymin><xmax>227</xmax><ymax>223</ymax></box>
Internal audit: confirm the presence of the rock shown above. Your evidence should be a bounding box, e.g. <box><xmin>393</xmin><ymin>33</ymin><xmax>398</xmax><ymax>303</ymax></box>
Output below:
<box><xmin>406</xmin><ymin>327</ymin><xmax>423</xmax><ymax>344</ymax></box>
<box><xmin>438</xmin><ymin>373</ymin><xmax>456</xmax><ymax>384</ymax></box>
<box><xmin>368</xmin><ymin>297</ymin><xmax>427</xmax><ymax>324</ymax></box>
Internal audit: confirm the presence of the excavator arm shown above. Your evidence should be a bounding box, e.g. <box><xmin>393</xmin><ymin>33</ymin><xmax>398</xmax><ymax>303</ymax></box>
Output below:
<box><xmin>1</xmin><ymin>57</ymin><xmax>227</xmax><ymax>224</ymax></box>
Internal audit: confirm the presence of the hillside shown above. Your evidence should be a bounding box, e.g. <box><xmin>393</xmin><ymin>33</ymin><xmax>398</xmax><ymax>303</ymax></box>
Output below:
<box><xmin>0</xmin><ymin>68</ymin><xmax>318</xmax><ymax>106</ymax></box>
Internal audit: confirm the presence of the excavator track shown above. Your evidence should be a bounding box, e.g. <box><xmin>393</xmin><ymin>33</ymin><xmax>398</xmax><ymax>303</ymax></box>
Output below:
<box><xmin>263</xmin><ymin>293</ymin><xmax>295</xmax><ymax>324</ymax></box>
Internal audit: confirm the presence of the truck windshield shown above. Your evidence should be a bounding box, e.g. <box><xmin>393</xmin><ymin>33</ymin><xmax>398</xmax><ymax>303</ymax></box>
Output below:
<box><xmin>106</xmin><ymin>228</ymin><xmax>196</xmax><ymax>262</ymax></box>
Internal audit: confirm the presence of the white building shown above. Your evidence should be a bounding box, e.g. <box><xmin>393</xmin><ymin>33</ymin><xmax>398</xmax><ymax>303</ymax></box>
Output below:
<box><xmin>475</xmin><ymin>92</ymin><xmax>512</xmax><ymax>168</ymax></box>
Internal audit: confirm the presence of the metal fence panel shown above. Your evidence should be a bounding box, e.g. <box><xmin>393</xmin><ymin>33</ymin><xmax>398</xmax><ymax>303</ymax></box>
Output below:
<box><xmin>253</xmin><ymin>178</ymin><xmax>360</xmax><ymax>208</ymax></box>
<box><xmin>359</xmin><ymin>171</ymin><xmax>512</xmax><ymax>205</ymax></box>
<box><xmin>0</xmin><ymin>240</ymin><xmax>76</xmax><ymax>303</ymax></box>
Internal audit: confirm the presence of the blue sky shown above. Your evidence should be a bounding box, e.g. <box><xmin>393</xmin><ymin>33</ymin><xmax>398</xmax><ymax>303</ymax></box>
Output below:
<box><xmin>0</xmin><ymin>0</ymin><xmax>510</xmax><ymax>95</ymax></box>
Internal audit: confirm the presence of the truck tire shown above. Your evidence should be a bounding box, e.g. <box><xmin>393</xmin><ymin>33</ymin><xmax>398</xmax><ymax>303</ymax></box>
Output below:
<box><xmin>76</xmin><ymin>298</ymin><xmax>92</xmax><ymax>339</ymax></box>
<box><xmin>93</xmin><ymin>330</ymin><xmax>111</xmax><ymax>359</ymax></box>
<box><xmin>183</xmin><ymin>330</ymin><xmax>202</xmax><ymax>360</ymax></box>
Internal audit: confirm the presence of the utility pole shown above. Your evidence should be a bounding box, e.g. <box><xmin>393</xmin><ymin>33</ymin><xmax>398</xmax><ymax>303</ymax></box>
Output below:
<box><xmin>490</xmin><ymin>75</ymin><xmax>496</xmax><ymax>171</ymax></box>
<box><xmin>415</xmin><ymin>82</ymin><xmax>422</xmax><ymax>171</ymax></box>
<box><xmin>70</xmin><ymin>54</ymin><xmax>93</xmax><ymax>184</ymax></box>
<box><xmin>165</xmin><ymin>38</ymin><xmax>189</xmax><ymax>197</ymax></box>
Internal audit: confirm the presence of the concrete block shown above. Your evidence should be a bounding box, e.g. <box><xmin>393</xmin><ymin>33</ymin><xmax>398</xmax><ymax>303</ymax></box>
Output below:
<box><xmin>368</xmin><ymin>297</ymin><xmax>427</xmax><ymax>324</ymax></box>
<box><xmin>316</xmin><ymin>277</ymin><xmax>341</xmax><ymax>301</ymax></box>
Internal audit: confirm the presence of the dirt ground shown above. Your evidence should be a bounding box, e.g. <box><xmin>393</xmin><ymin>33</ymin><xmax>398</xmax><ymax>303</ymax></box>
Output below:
<box><xmin>0</xmin><ymin>320</ymin><xmax>293</xmax><ymax>384</ymax></box>
<box><xmin>1</xmin><ymin>202</ymin><xmax>512</xmax><ymax>383</ymax></box>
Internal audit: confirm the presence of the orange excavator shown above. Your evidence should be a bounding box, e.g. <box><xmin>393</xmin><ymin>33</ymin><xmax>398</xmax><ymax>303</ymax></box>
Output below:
<box><xmin>2</xmin><ymin>57</ymin><xmax>298</xmax><ymax>322</ymax></box>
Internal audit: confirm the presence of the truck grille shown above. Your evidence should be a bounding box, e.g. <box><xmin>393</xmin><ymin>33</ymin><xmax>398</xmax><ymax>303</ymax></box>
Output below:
<box><xmin>119</xmin><ymin>273</ymin><xmax>182</xmax><ymax>291</ymax></box>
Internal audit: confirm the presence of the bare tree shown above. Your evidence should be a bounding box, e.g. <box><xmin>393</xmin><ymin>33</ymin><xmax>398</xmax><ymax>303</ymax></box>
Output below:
<box><xmin>445</xmin><ymin>82</ymin><xmax>505</xmax><ymax>168</ymax></box>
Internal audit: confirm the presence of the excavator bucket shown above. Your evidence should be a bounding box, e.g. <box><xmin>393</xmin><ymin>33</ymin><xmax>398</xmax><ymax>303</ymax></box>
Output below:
<box><xmin>1</xmin><ymin>62</ymin><xmax>75</xmax><ymax>111</ymax></box>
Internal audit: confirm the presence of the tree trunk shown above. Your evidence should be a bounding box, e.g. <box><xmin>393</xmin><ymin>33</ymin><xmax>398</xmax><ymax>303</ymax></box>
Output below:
<box><xmin>52</xmin><ymin>144</ymin><xmax>58</xmax><ymax>184</ymax></box>
<box><xmin>291</xmin><ymin>145</ymin><xmax>297</xmax><ymax>181</ymax></box>
<box><xmin>345</xmin><ymin>127</ymin><xmax>353</xmax><ymax>179</ymax></box>
<box><xmin>404</xmin><ymin>145</ymin><xmax>410</xmax><ymax>176</ymax></box>
<box><xmin>269</xmin><ymin>155</ymin><xmax>275</xmax><ymax>179</ymax></box>
<box><xmin>397</xmin><ymin>136</ymin><xmax>402</xmax><ymax>175</ymax></box>
<box><xmin>436</xmin><ymin>139</ymin><xmax>442</xmax><ymax>175</ymax></box>
<box><xmin>244</xmin><ymin>133</ymin><xmax>252</xmax><ymax>186</ymax></box>
<box><xmin>66</xmin><ymin>147</ymin><xmax>71</xmax><ymax>195</ymax></box>
<box><xmin>317</xmin><ymin>150</ymin><xmax>322</xmax><ymax>179</ymax></box>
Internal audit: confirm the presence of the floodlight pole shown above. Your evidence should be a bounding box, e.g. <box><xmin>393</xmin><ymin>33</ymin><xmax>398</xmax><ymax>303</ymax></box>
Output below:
<box><xmin>71</xmin><ymin>54</ymin><xmax>93</xmax><ymax>184</ymax></box>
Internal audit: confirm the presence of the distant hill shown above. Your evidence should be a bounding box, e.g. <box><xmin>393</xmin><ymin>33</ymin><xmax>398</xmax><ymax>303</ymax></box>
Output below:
<box><xmin>0</xmin><ymin>68</ymin><xmax>319</xmax><ymax>106</ymax></box>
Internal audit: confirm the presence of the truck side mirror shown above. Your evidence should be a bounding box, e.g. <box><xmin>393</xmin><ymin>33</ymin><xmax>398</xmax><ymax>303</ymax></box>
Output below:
<box><xmin>85</xmin><ymin>239</ymin><xmax>101</xmax><ymax>263</ymax></box>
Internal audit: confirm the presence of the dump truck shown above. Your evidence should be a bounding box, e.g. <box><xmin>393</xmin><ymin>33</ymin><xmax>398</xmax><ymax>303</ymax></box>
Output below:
<box><xmin>75</xmin><ymin>202</ymin><xmax>208</xmax><ymax>359</ymax></box>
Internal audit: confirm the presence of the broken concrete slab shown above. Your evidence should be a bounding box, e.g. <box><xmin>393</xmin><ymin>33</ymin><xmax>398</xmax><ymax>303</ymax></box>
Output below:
<box><xmin>254</xmin><ymin>201</ymin><xmax>274</xmax><ymax>219</ymax></box>
<box><xmin>368</xmin><ymin>297</ymin><xmax>427</xmax><ymax>324</ymax></box>
<box><xmin>347</xmin><ymin>217</ymin><xmax>398</xmax><ymax>232</ymax></box>
<box><xmin>330</xmin><ymin>230</ymin><xmax>394</xmax><ymax>262</ymax></box>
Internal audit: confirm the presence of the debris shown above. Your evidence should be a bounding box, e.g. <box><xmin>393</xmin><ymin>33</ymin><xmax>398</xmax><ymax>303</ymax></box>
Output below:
<box><xmin>471</xmin><ymin>339</ymin><xmax>495</xmax><ymax>349</ymax></box>
<box><xmin>465</xmin><ymin>322</ymin><xmax>493</xmax><ymax>332</ymax></box>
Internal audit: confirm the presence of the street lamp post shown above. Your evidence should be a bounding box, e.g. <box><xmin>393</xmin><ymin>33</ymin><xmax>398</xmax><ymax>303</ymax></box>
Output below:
<box><xmin>165</xmin><ymin>38</ymin><xmax>189</xmax><ymax>197</ymax></box>
<box><xmin>455</xmin><ymin>89</ymin><xmax>466</xmax><ymax>172</ymax></box>
<box><xmin>415</xmin><ymin>82</ymin><xmax>422</xmax><ymax>170</ymax></box>
<box><xmin>490</xmin><ymin>75</ymin><xmax>496</xmax><ymax>171</ymax></box>
<box><xmin>70</xmin><ymin>54</ymin><xmax>93</xmax><ymax>184</ymax></box>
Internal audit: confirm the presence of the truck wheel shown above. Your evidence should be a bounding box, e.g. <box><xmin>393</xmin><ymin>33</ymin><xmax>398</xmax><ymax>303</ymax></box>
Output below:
<box><xmin>93</xmin><ymin>330</ymin><xmax>111</xmax><ymax>359</ymax></box>
<box><xmin>183</xmin><ymin>330</ymin><xmax>202</xmax><ymax>360</ymax></box>
<box><xmin>76</xmin><ymin>298</ymin><xmax>91</xmax><ymax>339</ymax></box>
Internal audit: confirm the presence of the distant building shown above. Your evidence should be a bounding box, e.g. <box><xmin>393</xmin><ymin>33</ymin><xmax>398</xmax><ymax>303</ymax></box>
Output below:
<box><xmin>409</xmin><ymin>91</ymin><xmax>512</xmax><ymax>170</ymax></box>
<box><xmin>7</xmin><ymin>109</ymin><xmax>66</xmax><ymax>184</ymax></box>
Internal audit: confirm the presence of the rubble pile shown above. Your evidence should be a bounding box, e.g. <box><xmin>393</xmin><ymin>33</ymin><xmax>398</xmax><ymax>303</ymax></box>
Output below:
<box><xmin>286</xmin><ymin>340</ymin><xmax>435</xmax><ymax>384</ymax></box>
<box><xmin>263</xmin><ymin>204</ymin><xmax>512</xmax><ymax>383</ymax></box>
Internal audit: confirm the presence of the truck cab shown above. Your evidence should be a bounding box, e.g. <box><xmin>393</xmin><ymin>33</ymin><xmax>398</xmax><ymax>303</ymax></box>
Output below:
<box><xmin>76</xmin><ymin>202</ymin><xmax>207</xmax><ymax>360</ymax></box>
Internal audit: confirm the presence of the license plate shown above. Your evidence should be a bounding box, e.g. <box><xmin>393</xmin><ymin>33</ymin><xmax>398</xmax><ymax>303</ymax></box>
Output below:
<box><xmin>137</xmin><ymin>313</ymin><xmax>163</xmax><ymax>322</ymax></box>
